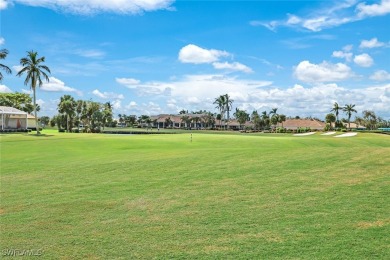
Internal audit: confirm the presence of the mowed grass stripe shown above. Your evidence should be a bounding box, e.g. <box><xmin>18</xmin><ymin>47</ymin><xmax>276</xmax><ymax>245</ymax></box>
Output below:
<box><xmin>1</xmin><ymin>132</ymin><xmax>389</xmax><ymax>259</ymax></box>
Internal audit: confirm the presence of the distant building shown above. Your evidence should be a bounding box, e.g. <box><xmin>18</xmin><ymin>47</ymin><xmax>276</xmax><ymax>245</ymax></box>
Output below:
<box><xmin>276</xmin><ymin>118</ymin><xmax>326</xmax><ymax>131</ymax></box>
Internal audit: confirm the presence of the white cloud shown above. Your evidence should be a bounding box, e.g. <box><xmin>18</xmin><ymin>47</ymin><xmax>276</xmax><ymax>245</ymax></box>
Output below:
<box><xmin>357</xmin><ymin>0</ymin><xmax>390</xmax><ymax>17</ymax></box>
<box><xmin>36</xmin><ymin>99</ymin><xmax>45</xmax><ymax>107</ymax></box>
<box><xmin>0</xmin><ymin>0</ymin><xmax>8</xmax><ymax>10</ymax></box>
<box><xmin>125</xmin><ymin>101</ymin><xmax>163</xmax><ymax>115</ymax></box>
<box><xmin>332</xmin><ymin>50</ymin><xmax>353</xmax><ymax>62</ymax></box>
<box><xmin>74</xmin><ymin>49</ymin><xmax>105</xmax><ymax>58</ymax></box>
<box><xmin>294</xmin><ymin>60</ymin><xmax>354</xmax><ymax>83</ymax></box>
<box><xmin>253</xmin><ymin>0</ymin><xmax>390</xmax><ymax>32</ymax></box>
<box><xmin>301</xmin><ymin>16</ymin><xmax>352</xmax><ymax>32</ymax></box>
<box><xmin>286</xmin><ymin>14</ymin><xmax>301</xmax><ymax>25</ymax></box>
<box><xmin>21</xmin><ymin>89</ymin><xmax>32</xmax><ymax>94</ymax></box>
<box><xmin>128</xmin><ymin>101</ymin><xmax>137</xmax><ymax>107</ymax></box>
<box><xmin>343</xmin><ymin>44</ymin><xmax>353</xmax><ymax>52</ymax></box>
<box><xmin>92</xmin><ymin>89</ymin><xmax>124</xmax><ymax>99</ymax></box>
<box><xmin>9</xmin><ymin>0</ymin><xmax>175</xmax><ymax>15</ymax></box>
<box><xmin>353</xmin><ymin>53</ymin><xmax>374</xmax><ymax>67</ymax></box>
<box><xmin>12</xmin><ymin>65</ymin><xmax>24</xmax><ymax>73</ymax></box>
<box><xmin>178</xmin><ymin>44</ymin><xmax>229</xmax><ymax>64</ymax></box>
<box><xmin>370</xmin><ymin>70</ymin><xmax>390</xmax><ymax>81</ymax></box>
<box><xmin>359</xmin><ymin>38</ymin><xmax>385</xmax><ymax>48</ymax></box>
<box><xmin>0</xmin><ymin>84</ymin><xmax>12</xmax><ymax>93</ymax></box>
<box><xmin>0</xmin><ymin>37</ymin><xmax>4</xmax><ymax>45</ymax></box>
<box><xmin>112</xmin><ymin>99</ymin><xmax>121</xmax><ymax>110</ymax></box>
<box><xmin>212</xmin><ymin>61</ymin><xmax>253</xmax><ymax>73</ymax></box>
<box><xmin>252</xmin><ymin>0</ymin><xmax>358</xmax><ymax>32</ymax></box>
<box><xmin>116</xmin><ymin>77</ymin><xmax>140</xmax><ymax>88</ymax></box>
<box><xmin>41</xmin><ymin>77</ymin><xmax>82</xmax><ymax>95</ymax></box>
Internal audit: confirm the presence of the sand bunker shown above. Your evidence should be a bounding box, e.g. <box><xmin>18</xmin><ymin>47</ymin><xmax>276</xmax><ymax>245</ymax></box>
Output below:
<box><xmin>321</xmin><ymin>132</ymin><xmax>336</xmax><ymax>135</ymax></box>
<box><xmin>334</xmin><ymin>133</ymin><xmax>358</xmax><ymax>138</ymax></box>
<box><xmin>293</xmin><ymin>132</ymin><xmax>316</xmax><ymax>136</ymax></box>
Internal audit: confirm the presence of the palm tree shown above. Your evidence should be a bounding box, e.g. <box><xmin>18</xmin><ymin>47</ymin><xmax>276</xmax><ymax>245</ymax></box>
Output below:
<box><xmin>269</xmin><ymin>108</ymin><xmax>279</xmax><ymax>129</ymax></box>
<box><xmin>330</xmin><ymin>102</ymin><xmax>342</xmax><ymax>126</ymax></box>
<box><xmin>278</xmin><ymin>114</ymin><xmax>286</xmax><ymax>128</ymax></box>
<box><xmin>213</xmin><ymin>95</ymin><xmax>226</xmax><ymax>129</ymax></box>
<box><xmin>269</xmin><ymin>108</ymin><xmax>278</xmax><ymax>117</ymax></box>
<box><xmin>0</xmin><ymin>49</ymin><xmax>12</xmax><ymax>82</ymax></box>
<box><xmin>261</xmin><ymin>111</ymin><xmax>270</xmax><ymax>130</ymax></box>
<box><xmin>224</xmin><ymin>94</ymin><xmax>234</xmax><ymax>129</ymax></box>
<box><xmin>343</xmin><ymin>104</ymin><xmax>357</xmax><ymax>130</ymax></box>
<box><xmin>16</xmin><ymin>51</ymin><xmax>50</xmax><ymax>134</ymax></box>
<box><xmin>325</xmin><ymin>113</ymin><xmax>336</xmax><ymax>130</ymax></box>
<box><xmin>58</xmin><ymin>95</ymin><xmax>76</xmax><ymax>132</ymax></box>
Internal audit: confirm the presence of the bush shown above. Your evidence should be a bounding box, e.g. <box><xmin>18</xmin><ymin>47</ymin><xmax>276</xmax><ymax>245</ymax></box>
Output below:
<box><xmin>276</xmin><ymin>127</ymin><xmax>286</xmax><ymax>133</ymax></box>
<box><xmin>341</xmin><ymin>129</ymin><xmax>347</xmax><ymax>132</ymax></box>
<box><xmin>58</xmin><ymin>129</ymin><xmax>65</xmax><ymax>133</ymax></box>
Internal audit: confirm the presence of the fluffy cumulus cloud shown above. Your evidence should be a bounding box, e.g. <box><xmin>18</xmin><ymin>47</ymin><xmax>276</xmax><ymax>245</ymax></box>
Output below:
<box><xmin>41</xmin><ymin>77</ymin><xmax>82</xmax><ymax>95</ymax></box>
<box><xmin>357</xmin><ymin>0</ymin><xmax>390</xmax><ymax>17</ymax></box>
<box><xmin>370</xmin><ymin>70</ymin><xmax>390</xmax><ymax>81</ymax></box>
<box><xmin>359</xmin><ymin>37</ymin><xmax>385</xmax><ymax>48</ymax></box>
<box><xmin>294</xmin><ymin>60</ymin><xmax>354</xmax><ymax>83</ymax></box>
<box><xmin>178</xmin><ymin>44</ymin><xmax>253</xmax><ymax>73</ymax></box>
<box><xmin>0</xmin><ymin>37</ymin><xmax>4</xmax><ymax>45</ymax></box>
<box><xmin>353</xmin><ymin>53</ymin><xmax>374</xmax><ymax>67</ymax></box>
<box><xmin>7</xmin><ymin>0</ymin><xmax>175</xmax><ymax>15</ymax></box>
<box><xmin>178</xmin><ymin>44</ymin><xmax>229</xmax><ymax>64</ymax></box>
<box><xmin>212</xmin><ymin>62</ymin><xmax>253</xmax><ymax>73</ymax></box>
<box><xmin>92</xmin><ymin>89</ymin><xmax>124</xmax><ymax>99</ymax></box>
<box><xmin>0</xmin><ymin>84</ymin><xmax>13</xmax><ymax>93</ymax></box>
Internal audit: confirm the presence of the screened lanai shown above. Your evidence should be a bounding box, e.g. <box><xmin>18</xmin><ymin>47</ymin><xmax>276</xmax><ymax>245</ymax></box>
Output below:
<box><xmin>0</xmin><ymin>106</ymin><xmax>28</xmax><ymax>131</ymax></box>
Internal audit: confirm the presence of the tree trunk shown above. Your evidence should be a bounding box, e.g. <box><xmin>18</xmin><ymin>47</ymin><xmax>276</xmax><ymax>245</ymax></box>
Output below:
<box><xmin>33</xmin><ymin>86</ymin><xmax>40</xmax><ymax>134</ymax></box>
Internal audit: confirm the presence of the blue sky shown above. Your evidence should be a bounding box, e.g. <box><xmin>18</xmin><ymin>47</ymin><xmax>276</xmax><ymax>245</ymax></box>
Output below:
<box><xmin>0</xmin><ymin>0</ymin><xmax>389</xmax><ymax>119</ymax></box>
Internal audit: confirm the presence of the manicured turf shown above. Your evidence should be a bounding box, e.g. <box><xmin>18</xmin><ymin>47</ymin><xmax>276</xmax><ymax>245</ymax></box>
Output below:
<box><xmin>1</xmin><ymin>131</ymin><xmax>389</xmax><ymax>259</ymax></box>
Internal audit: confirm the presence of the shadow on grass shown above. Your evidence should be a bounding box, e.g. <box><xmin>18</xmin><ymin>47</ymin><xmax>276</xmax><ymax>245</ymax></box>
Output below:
<box><xmin>29</xmin><ymin>134</ymin><xmax>55</xmax><ymax>137</ymax></box>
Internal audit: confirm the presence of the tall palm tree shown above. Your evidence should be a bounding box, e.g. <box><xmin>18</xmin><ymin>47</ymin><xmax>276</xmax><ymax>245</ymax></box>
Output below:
<box><xmin>343</xmin><ymin>104</ymin><xmax>357</xmax><ymax>130</ymax></box>
<box><xmin>223</xmin><ymin>94</ymin><xmax>234</xmax><ymax>130</ymax></box>
<box><xmin>331</xmin><ymin>102</ymin><xmax>342</xmax><ymax>125</ymax></box>
<box><xmin>0</xmin><ymin>49</ymin><xmax>12</xmax><ymax>82</ymax></box>
<box><xmin>16</xmin><ymin>51</ymin><xmax>50</xmax><ymax>134</ymax></box>
<box><xmin>213</xmin><ymin>95</ymin><xmax>226</xmax><ymax>129</ymax></box>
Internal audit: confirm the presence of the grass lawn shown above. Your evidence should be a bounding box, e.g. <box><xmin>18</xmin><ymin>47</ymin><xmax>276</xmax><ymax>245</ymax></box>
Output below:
<box><xmin>1</xmin><ymin>131</ymin><xmax>389</xmax><ymax>259</ymax></box>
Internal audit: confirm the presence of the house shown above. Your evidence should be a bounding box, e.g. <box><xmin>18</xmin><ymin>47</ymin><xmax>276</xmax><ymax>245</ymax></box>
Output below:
<box><xmin>343</xmin><ymin>122</ymin><xmax>366</xmax><ymax>130</ymax></box>
<box><xmin>276</xmin><ymin>118</ymin><xmax>326</xmax><ymax>131</ymax></box>
<box><xmin>0</xmin><ymin>106</ymin><xmax>38</xmax><ymax>131</ymax></box>
<box><xmin>0</xmin><ymin>106</ymin><xmax>28</xmax><ymax>130</ymax></box>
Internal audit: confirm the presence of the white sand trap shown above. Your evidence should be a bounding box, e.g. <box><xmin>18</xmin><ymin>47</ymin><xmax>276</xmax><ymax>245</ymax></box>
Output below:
<box><xmin>334</xmin><ymin>133</ymin><xmax>358</xmax><ymax>138</ymax></box>
<box><xmin>321</xmin><ymin>132</ymin><xmax>336</xmax><ymax>135</ymax></box>
<box><xmin>293</xmin><ymin>132</ymin><xmax>316</xmax><ymax>136</ymax></box>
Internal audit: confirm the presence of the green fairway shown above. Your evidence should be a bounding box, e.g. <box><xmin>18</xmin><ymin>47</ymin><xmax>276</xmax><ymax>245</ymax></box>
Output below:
<box><xmin>1</xmin><ymin>131</ymin><xmax>389</xmax><ymax>259</ymax></box>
